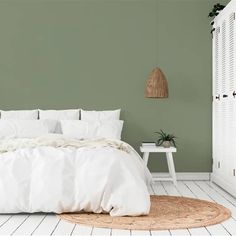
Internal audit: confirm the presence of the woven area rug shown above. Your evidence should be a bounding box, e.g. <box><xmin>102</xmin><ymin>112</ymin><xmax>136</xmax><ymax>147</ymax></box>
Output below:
<box><xmin>58</xmin><ymin>195</ymin><xmax>231</xmax><ymax>230</ymax></box>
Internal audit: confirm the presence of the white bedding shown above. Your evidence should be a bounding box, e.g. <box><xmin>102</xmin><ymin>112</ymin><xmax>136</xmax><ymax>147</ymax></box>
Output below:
<box><xmin>0</xmin><ymin>135</ymin><xmax>151</xmax><ymax>216</ymax></box>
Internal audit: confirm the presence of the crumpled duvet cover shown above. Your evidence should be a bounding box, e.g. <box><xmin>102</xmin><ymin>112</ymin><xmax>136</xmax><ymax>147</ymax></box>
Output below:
<box><xmin>0</xmin><ymin>134</ymin><xmax>152</xmax><ymax>216</ymax></box>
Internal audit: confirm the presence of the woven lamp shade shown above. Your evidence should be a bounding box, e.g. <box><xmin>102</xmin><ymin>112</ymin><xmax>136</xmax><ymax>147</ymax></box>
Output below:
<box><xmin>145</xmin><ymin>68</ymin><xmax>169</xmax><ymax>98</ymax></box>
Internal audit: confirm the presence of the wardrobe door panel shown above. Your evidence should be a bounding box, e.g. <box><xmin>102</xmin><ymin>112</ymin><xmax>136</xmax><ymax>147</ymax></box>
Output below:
<box><xmin>228</xmin><ymin>12</ymin><xmax>236</xmax><ymax>184</ymax></box>
<box><xmin>212</xmin><ymin>2</ymin><xmax>236</xmax><ymax>194</ymax></box>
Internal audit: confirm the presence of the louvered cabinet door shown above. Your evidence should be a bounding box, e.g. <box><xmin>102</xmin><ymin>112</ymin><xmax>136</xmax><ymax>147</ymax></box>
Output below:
<box><xmin>228</xmin><ymin>11</ymin><xmax>236</xmax><ymax>184</ymax></box>
<box><xmin>220</xmin><ymin>16</ymin><xmax>232</xmax><ymax>181</ymax></box>
<box><xmin>212</xmin><ymin>22</ymin><xmax>225</xmax><ymax>177</ymax></box>
<box><xmin>212</xmin><ymin>0</ymin><xmax>236</xmax><ymax>196</ymax></box>
<box><xmin>212</xmin><ymin>25</ymin><xmax>221</xmax><ymax>175</ymax></box>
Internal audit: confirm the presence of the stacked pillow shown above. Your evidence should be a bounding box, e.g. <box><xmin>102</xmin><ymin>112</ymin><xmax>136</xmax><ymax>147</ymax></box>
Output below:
<box><xmin>0</xmin><ymin>109</ymin><xmax>123</xmax><ymax>140</ymax></box>
<box><xmin>0</xmin><ymin>110</ymin><xmax>55</xmax><ymax>138</ymax></box>
<box><xmin>39</xmin><ymin>109</ymin><xmax>80</xmax><ymax>120</ymax></box>
<box><xmin>39</xmin><ymin>109</ymin><xmax>80</xmax><ymax>133</ymax></box>
<box><xmin>1</xmin><ymin>110</ymin><xmax>38</xmax><ymax>120</ymax></box>
<box><xmin>80</xmin><ymin>109</ymin><xmax>120</xmax><ymax>121</ymax></box>
<box><xmin>0</xmin><ymin>120</ymin><xmax>57</xmax><ymax>138</ymax></box>
<box><xmin>61</xmin><ymin>109</ymin><xmax>123</xmax><ymax>140</ymax></box>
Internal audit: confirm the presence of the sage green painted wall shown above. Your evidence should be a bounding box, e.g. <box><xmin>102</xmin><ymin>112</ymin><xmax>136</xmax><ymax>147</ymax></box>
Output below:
<box><xmin>0</xmin><ymin>0</ymin><xmax>229</xmax><ymax>172</ymax></box>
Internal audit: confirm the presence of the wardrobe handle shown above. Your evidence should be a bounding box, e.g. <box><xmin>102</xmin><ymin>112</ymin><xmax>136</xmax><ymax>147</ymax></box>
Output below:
<box><xmin>233</xmin><ymin>91</ymin><xmax>236</xmax><ymax>98</ymax></box>
<box><xmin>233</xmin><ymin>169</ymin><xmax>235</xmax><ymax>177</ymax></box>
<box><xmin>216</xmin><ymin>95</ymin><xmax>220</xmax><ymax>100</ymax></box>
<box><xmin>223</xmin><ymin>94</ymin><xmax>228</xmax><ymax>98</ymax></box>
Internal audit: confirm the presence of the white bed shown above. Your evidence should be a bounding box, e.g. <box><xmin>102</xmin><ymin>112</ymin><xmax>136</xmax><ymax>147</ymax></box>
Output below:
<box><xmin>0</xmin><ymin>109</ymin><xmax>152</xmax><ymax>216</ymax></box>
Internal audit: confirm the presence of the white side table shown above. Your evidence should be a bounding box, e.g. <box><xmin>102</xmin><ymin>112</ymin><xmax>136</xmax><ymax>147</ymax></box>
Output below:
<box><xmin>140</xmin><ymin>146</ymin><xmax>177</xmax><ymax>186</ymax></box>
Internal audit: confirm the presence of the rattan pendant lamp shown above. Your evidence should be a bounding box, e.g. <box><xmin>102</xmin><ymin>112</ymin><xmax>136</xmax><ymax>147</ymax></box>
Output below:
<box><xmin>145</xmin><ymin>67</ymin><xmax>169</xmax><ymax>98</ymax></box>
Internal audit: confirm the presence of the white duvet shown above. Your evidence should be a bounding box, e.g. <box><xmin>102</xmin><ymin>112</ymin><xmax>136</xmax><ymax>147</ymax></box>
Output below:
<box><xmin>0</xmin><ymin>135</ymin><xmax>152</xmax><ymax>216</ymax></box>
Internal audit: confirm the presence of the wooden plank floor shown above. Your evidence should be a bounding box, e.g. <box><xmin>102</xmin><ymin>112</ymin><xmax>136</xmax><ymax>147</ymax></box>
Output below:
<box><xmin>0</xmin><ymin>181</ymin><xmax>235</xmax><ymax>236</ymax></box>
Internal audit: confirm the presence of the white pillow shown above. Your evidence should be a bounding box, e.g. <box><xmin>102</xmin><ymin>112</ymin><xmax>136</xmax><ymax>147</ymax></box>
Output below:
<box><xmin>61</xmin><ymin>120</ymin><xmax>124</xmax><ymax>140</ymax></box>
<box><xmin>39</xmin><ymin>109</ymin><xmax>80</xmax><ymax>133</ymax></box>
<box><xmin>81</xmin><ymin>109</ymin><xmax>121</xmax><ymax>122</ymax></box>
<box><xmin>39</xmin><ymin>109</ymin><xmax>80</xmax><ymax>120</ymax></box>
<box><xmin>0</xmin><ymin>120</ymin><xmax>57</xmax><ymax>138</ymax></box>
<box><xmin>1</xmin><ymin>110</ymin><xmax>38</xmax><ymax>120</ymax></box>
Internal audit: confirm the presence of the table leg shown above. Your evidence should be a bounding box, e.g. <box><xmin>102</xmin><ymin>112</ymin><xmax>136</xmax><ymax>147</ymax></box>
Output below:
<box><xmin>166</xmin><ymin>152</ymin><xmax>177</xmax><ymax>186</ymax></box>
<box><xmin>143</xmin><ymin>152</ymin><xmax>150</xmax><ymax>166</ymax></box>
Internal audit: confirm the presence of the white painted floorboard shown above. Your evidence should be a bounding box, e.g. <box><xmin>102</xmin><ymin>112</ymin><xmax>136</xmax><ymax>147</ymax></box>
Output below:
<box><xmin>0</xmin><ymin>181</ymin><xmax>235</xmax><ymax>236</ymax></box>
<box><xmin>13</xmin><ymin>214</ymin><xmax>46</xmax><ymax>236</ymax></box>
<box><xmin>151</xmin><ymin>230</ymin><xmax>171</xmax><ymax>236</ymax></box>
<box><xmin>52</xmin><ymin>218</ymin><xmax>75</xmax><ymax>236</ymax></box>
<box><xmin>112</xmin><ymin>229</ymin><xmax>131</xmax><ymax>236</ymax></box>
<box><xmin>92</xmin><ymin>227</ymin><xmax>111</xmax><ymax>236</ymax></box>
<box><xmin>131</xmin><ymin>230</ymin><xmax>150</xmax><ymax>236</ymax></box>
<box><xmin>71</xmin><ymin>224</ymin><xmax>93</xmax><ymax>236</ymax></box>
<box><xmin>0</xmin><ymin>214</ymin><xmax>29</xmax><ymax>235</ymax></box>
<box><xmin>31</xmin><ymin>214</ymin><xmax>60</xmax><ymax>236</ymax></box>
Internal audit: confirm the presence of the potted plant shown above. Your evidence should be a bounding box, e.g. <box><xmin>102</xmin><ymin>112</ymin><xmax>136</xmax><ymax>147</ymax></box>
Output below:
<box><xmin>155</xmin><ymin>130</ymin><xmax>177</xmax><ymax>148</ymax></box>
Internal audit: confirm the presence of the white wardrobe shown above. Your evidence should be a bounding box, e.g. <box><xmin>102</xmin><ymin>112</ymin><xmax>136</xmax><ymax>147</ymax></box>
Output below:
<box><xmin>212</xmin><ymin>0</ymin><xmax>236</xmax><ymax>197</ymax></box>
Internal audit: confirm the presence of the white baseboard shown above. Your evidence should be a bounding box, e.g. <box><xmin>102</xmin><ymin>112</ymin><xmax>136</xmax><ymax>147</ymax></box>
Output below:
<box><xmin>151</xmin><ymin>172</ymin><xmax>211</xmax><ymax>181</ymax></box>
<box><xmin>211</xmin><ymin>173</ymin><xmax>236</xmax><ymax>197</ymax></box>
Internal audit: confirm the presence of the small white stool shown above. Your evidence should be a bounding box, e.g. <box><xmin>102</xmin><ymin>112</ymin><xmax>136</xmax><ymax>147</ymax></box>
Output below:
<box><xmin>140</xmin><ymin>146</ymin><xmax>177</xmax><ymax>186</ymax></box>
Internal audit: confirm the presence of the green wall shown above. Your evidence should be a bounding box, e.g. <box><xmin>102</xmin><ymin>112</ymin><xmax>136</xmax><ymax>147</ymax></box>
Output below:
<box><xmin>0</xmin><ymin>0</ymin><xmax>229</xmax><ymax>172</ymax></box>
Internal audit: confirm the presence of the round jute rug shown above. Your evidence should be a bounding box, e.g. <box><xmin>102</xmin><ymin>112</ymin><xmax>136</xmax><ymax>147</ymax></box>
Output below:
<box><xmin>58</xmin><ymin>195</ymin><xmax>231</xmax><ymax>230</ymax></box>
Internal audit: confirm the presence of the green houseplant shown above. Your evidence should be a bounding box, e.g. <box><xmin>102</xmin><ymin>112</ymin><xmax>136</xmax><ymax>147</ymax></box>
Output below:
<box><xmin>155</xmin><ymin>130</ymin><xmax>177</xmax><ymax>148</ymax></box>
<box><xmin>208</xmin><ymin>3</ymin><xmax>225</xmax><ymax>18</ymax></box>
